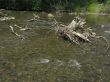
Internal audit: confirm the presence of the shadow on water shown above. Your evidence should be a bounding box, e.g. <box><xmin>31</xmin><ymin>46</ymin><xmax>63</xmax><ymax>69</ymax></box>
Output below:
<box><xmin>0</xmin><ymin>11</ymin><xmax>110</xmax><ymax>82</ymax></box>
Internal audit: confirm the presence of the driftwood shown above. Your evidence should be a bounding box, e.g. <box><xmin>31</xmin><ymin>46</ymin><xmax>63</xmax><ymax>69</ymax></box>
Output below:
<box><xmin>14</xmin><ymin>24</ymin><xmax>31</xmax><ymax>31</ymax></box>
<box><xmin>0</xmin><ymin>17</ymin><xmax>15</xmax><ymax>21</ymax></box>
<box><xmin>0</xmin><ymin>10</ymin><xmax>7</xmax><ymax>17</ymax></box>
<box><xmin>53</xmin><ymin>16</ymin><xmax>110</xmax><ymax>52</ymax></box>
<box><xmin>0</xmin><ymin>11</ymin><xmax>15</xmax><ymax>21</ymax></box>
<box><xmin>9</xmin><ymin>24</ymin><xmax>32</xmax><ymax>40</ymax></box>
<box><xmin>53</xmin><ymin>16</ymin><xmax>96</xmax><ymax>44</ymax></box>
<box><xmin>9</xmin><ymin>26</ymin><xmax>21</xmax><ymax>37</ymax></box>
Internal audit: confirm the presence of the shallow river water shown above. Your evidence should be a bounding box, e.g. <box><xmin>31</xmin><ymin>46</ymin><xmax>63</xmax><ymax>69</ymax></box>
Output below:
<box><xmin>0</xmin><ymin>11</ymin><xmax>110</xmax><ymax>82</ymax></box>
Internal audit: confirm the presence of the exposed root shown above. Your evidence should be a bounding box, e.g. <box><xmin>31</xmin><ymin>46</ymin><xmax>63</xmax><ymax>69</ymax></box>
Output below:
<box><xmin>52</xmin><ymin>16</ymin><xmax>109</xmax><ymax>53</ymax></box>
<box><xmin>53</xmin><ymin>17</ymin><xmax>96</xmax><ymax>44</ymax></box>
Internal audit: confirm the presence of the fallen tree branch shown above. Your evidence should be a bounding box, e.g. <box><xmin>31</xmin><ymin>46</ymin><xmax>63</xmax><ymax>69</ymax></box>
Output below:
<box><xmin>14</xmin><ymin>24</ymin><xmax>22</xmax><ymax>29</ymax></box>
<box><xmin>14</xmin><ymin>24</ymin><xmax>31</xmax><ymax>31</ymax></box>
<box><xmin>9</xmin><ymin>26</ymin><xmax>21</xmax><ymax>37</ymax></box>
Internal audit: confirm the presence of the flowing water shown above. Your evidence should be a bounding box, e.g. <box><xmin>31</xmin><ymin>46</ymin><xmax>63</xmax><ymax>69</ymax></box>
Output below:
<box><xmin>0</xmin><ymin>11</ymin><xmax>110</xmax><ymax>82</ymax></box>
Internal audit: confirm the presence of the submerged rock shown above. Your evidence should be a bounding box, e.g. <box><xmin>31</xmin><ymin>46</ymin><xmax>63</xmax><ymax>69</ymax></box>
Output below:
<box><xmin>52</xmin><ymin>59</ymin><xmax>65</xmax><ymax>66</ymax></box>
<box><xmin>48</xmin><ymin>13</ymin><xmax>54</xmax><ymax>18</ymax></box>
<box><xmin>38</xmin><ymin>58</ymin><xmax>50</xmax><ymax>64</ymax></box>
<box><xmin>68</xmin><ymin>59</ymin><xmax>82</xmax><ymax>69</ymax></box>
<box><xmin>104</xmin><ymin>31</ymin><xmax>110</xmax><ymax>34</ymax></box>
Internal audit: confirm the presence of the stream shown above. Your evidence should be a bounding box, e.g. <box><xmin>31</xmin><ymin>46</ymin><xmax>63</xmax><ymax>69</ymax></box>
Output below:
<box><xmin>0</xmin><ymin>11</ymin><xmax>110</xmax><ymax>82</ymax></box>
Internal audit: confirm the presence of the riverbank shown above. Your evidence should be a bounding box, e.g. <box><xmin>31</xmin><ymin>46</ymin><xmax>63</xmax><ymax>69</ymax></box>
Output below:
<box><xmin>0</xmin><ymin>0</ymin><xmax>110</xmax><ymax>13</ymax></box>
<box><xmin>68</xmin><ymin>12</ymin><xmax>110</xmax><ymax>16</ymax></box>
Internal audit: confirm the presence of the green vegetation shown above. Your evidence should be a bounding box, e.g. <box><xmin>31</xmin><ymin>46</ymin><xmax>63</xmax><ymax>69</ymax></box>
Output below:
<box><xmin>0</xmin><ymin>0</ymin><xmax>110</xmax><ymax>13</ymax></box>
<box><xmin>87</xmin><ymin>1</ymin><xmax>110</xmax><ymax>13</ymax></box>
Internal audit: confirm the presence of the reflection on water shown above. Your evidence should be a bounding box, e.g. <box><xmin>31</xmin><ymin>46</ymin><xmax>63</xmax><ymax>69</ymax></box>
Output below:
<box><xmin>0</xmin><ymin>11</ymin><xmax>110</xmax><ymax>82</ymax></box>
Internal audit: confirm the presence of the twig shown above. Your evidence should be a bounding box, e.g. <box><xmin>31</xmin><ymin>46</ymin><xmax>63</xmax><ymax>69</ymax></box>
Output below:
<box><xmin>14</xmin><ymin>24</ymin><xmax>31</xmax><ymax>31</ymax></box>
<box><xmin>96</xmin><ymin>36</ymin><xmax>110</xmax><ymax>53</ymax></box>
<box><xmin>14</xmin><ymin>24</ymin><xmax>22</xmax><ymax>29</ymax></box>
<box><xmin>27</xmin><ymin>18</ymin><xmax>38</xmax><ymax>22</ymax></box>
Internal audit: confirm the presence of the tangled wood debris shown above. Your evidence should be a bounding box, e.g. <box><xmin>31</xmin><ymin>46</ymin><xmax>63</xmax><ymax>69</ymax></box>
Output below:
<box><xmin>52</xmin><ymin>16</ymin><xmax>110</xmax><ymax>52</ymax></box>
<box><xmin>53</xmin><ymin>16</ymin><xmax>96</xmax><ymax>44</ymax></box>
